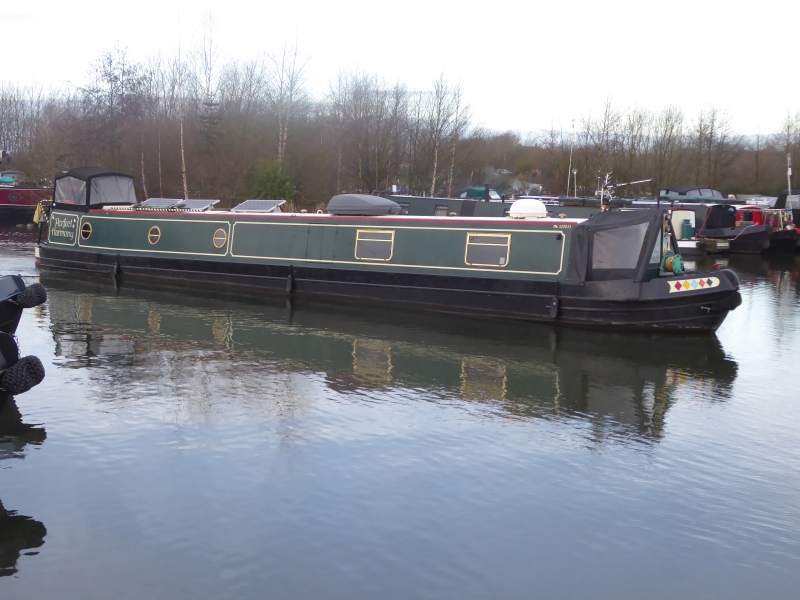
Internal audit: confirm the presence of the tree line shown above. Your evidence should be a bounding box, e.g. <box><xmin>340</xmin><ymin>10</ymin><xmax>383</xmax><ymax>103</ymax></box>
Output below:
<box><xmin>1</xmin><ymin>45</ymin><xmax>798</xmax><ymax>207</ymax></box>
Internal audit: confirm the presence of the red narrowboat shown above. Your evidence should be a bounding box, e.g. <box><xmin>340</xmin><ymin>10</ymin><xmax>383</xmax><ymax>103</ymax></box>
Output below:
<box><xmin>0</xmin><ymin>171</ymin><xmax>51</xmax><ymax>224</ymax></box>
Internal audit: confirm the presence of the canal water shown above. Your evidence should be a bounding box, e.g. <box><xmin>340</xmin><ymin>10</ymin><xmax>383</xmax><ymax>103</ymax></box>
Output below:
<box><xmin>1</xmin><ymin>226</ymin><xmax>799</xmax><ymax>599</ymax></box>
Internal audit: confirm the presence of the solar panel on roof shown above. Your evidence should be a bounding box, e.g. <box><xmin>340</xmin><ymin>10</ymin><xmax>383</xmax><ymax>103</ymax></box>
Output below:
<box><xmin>142</xmin><ymin>198</ymin><xmax>220</xmax><ymax>211</ymax></box>
<box><xmin>182</xmin><ymin>199</ymin><xmax>219</xmax><ymax>210</ymax></box>
<box><xmin>142</xmin><ymin>198</ymin><xmax>183</xmax><ymax>208</ymax></box>
<box><xmin>231</xmin><ymin>199</ymin><xmax>286</xmax><ymax>213</ymax></box>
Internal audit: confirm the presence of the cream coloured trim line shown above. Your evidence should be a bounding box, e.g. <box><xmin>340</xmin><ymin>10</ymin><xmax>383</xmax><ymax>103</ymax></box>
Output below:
<box><xmin>224</xmin><ymin>254</ymin><xmax>563</xmax><ymax>276</ymax></box>
<box><xmin>69</xmin><ymin>212</ymin><xmax>565</xmax><ymax>234</ymax></box>
<box><xmin>78</xmin><ymin>214</ymin><xmax>232</xmax><ymax>227</ymax></box>
<box><xmin>68</xmin><ymin>244</ymin><xmax>232</xmax><ymax>258</ymax></box>
<box><xmin>230</xmin><ymin>220</ymin><xmax>563</xmax><ymax>239</ymax></box>
<box><xmin>77</xmin><ymin>215</ymin><xmax>231</xmax><ymax>257</ymax></box>
<box><xmin>234</xmin><ymin>220</ymin><xmax>563</xmax><ymax>234</ymax></box>
<box><xmin>230</xmin><ymin>221</ymin><xmax>564</xmax><ymax>275</ymax></box>
<box><xmin>58</xmin><ymin>215</ymin><xmax>562</xmax><ymax>273</ymax></box>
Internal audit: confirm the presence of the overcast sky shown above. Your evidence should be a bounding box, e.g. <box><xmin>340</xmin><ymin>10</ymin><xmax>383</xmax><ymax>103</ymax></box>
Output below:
<box><xmin>5</xmin><ymin>0</ymin><xmax>799</xmax><ymax>135</ymax></box>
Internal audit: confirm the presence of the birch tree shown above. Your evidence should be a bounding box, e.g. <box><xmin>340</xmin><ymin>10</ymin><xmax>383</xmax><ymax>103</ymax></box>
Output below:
<box><xmin>427</xmin><ymin>75</ymin><xmax>456</xmax><ymax>197</ymax></box>
<box><xmin>267</xmin><ymin>43</ymin><xmax>308</xmax><ymax>169</ymax></box>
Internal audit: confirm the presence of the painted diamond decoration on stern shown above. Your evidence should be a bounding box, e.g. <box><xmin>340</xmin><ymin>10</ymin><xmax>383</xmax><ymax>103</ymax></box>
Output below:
<box><xmin>669</xmin><ymin>276</ymin><xmax>721</xmax><ymax>293</ymax></box>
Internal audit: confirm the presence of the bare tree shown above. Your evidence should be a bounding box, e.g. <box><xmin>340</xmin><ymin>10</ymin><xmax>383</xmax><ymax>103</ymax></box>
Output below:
<box><xmin>427</xmin><ymin>75</ymin><xmax>456</xmax><ymax>196</ymax></box>
<box><xmin>650</xmin><ymin>106</ymin><xmax>684</xmax><ymax>194</ymax></box>
<box><xmin>267</xmin><ymin>43</ymin><xmax>309</xmax><ymax>170</ymax></box>
<box><xmin>446</xmin><ymin>83</ymin><xmax>468</xmax><ymax>197</ymax></box>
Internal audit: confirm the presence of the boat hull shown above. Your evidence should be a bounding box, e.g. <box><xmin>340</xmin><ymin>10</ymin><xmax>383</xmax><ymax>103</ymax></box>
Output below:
<box><xmin>0</xmin><ymin>188</ymin><xmax>48</xmax><ymax>224</ymax></box>
<box><xmin>764</xmin><ymin>229</ymin><xmax>800</xmax><ymax>253</ymax></box>
<box><xmin>700</xmin><ymin>226</ymin><xmax>770</xmax><ymax>253</ymax></box>
<box><xmin>36</xmin><ymin>243</ymin><xmax>740</xmax><ymax>332</ymax></box>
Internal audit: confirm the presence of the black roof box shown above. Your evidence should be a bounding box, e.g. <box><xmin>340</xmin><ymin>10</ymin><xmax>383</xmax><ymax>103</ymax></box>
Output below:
<box><xmin>328</xmin><ymin>194</ymin><xmax>401</xmax><ymax>216</ymax></box>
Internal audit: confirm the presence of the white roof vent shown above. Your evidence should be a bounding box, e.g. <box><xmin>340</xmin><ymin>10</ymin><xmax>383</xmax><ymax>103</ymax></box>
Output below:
<box><xmin>509</xmin><ymin>199</ymin><xmax>548</xmax><ymax>219</ymax></box>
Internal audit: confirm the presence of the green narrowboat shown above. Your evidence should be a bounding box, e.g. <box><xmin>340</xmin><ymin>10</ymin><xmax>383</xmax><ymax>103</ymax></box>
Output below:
<box><xmin>35</xmin><ymin>167</ymin><xmax>742</xmax><ymax>331</ymax></box>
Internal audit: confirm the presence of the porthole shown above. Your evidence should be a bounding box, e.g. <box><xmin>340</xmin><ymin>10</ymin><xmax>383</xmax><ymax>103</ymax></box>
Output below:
<box><xmin>212</xmin><ymin>228</ymin><xmax>228</xmax><ymax>249</ymax></box>
<box><xmin>80</xmin><ymin>222</ymin><xmax>92</xmax><ymax>240</ymax></box>
<box><xmin>148</xmin><ymin>226</ymin><xmax>161</xmax><ymax>245</ymax></box>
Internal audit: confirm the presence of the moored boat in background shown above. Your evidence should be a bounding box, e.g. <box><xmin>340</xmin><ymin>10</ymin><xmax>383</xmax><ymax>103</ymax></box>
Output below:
<box><xmin>778</xmin><ymin>188</ymin><xmax>800</xmax><ymax>228</ymax></box>
<box><xmin>0</xmin><ymin>171</ymin><xmax>51</xmax><ymax>224</ymax></box>
<box><xmin>633</xmin><ymin>200</ymin><xmax>770</xmax><ymax>254</ymax></box>
<box><xmin>735</xmin><ymin>201</ymin><xmax>798</xmax><ymax>252</ymax></box>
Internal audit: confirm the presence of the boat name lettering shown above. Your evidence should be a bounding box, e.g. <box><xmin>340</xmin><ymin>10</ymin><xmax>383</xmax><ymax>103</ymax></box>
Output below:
<box><xmin>553</xmin><ymin>224</ymin><xmax>572</xmax><ymax>229</ymax></box>
<box><xmin>53</xmin><ymin>216</ymin><xmax>77</xmax><ymax>228</ymax></box>
<box><xmin>50</xmin><ymin>215</ymin><xmax>78</xmax><ymax>240</ymax></box>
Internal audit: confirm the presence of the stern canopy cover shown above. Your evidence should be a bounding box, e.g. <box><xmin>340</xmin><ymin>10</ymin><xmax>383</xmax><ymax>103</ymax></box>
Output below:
<box><xmin>566</xmin><ymin>209</ymin><xmax>667</xmax><ymax>283</ymax></box>
<box><xmin>54</xmin><ymin>167</ymin><xmax>136</xmax><ymax>210</ymax></box>
<box><xmin>327</xmin><ymin>194</ymin><xmax>401</xmax><ymax>216</ymax></box>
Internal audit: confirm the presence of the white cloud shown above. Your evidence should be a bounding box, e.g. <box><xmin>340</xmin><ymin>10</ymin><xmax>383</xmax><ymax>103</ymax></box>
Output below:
<box><xmin>6</xmin><ymin>0</ymin><xmax>799</xmax><ymax>133</ymax></box>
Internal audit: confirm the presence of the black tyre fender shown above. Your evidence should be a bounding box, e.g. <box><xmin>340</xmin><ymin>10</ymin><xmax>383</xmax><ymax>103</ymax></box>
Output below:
<box><xmin>0</xmin><ymin>356</ymin><xmax>45</xmax><ymax>395</ymax></box>
<box><xmin>12</xmin><ymin>283</ymin><xmax>47</xmax><ymax>308</ymax></box>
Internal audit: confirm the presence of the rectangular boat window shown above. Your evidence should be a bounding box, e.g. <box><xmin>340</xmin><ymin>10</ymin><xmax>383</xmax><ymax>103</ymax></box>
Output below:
<box><xmin>434</xmin><ymin>204</ymin><xmax>449</xmax><ymax>216</ymax></box>
<box><xmin>89</xmin><ymin>176</ymin><xmax>137</xmax><ymax>206</ymax></box>
<box><xmin>54</xmin><ymin>176</ymin><xmax>87</xmax><ymax>205</ymax></box>
<box><xmin>592</xmin><ymin>222</ymin><xmax>648</xmax><ymax>271</ymax></box>
<box><xmin>397</xmin><ymin>202</ymin><xmax>410</xmax><ymax>215</ymax></box>
<box><xmin>355</xmin><ymin>229</ymin><xmax>394</xmax><ymax>261</ymax></box>
<box><xmin>465</xmin><ymin>233</ymin><xmax>511</xmax><ymax>267</ymax></box>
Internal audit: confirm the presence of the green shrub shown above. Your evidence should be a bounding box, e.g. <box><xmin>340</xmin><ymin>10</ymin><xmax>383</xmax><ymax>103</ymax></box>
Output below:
<box><xmin>252</xmin><ymin>160</ymin><xmax>296</xmax><ymax>201</ymax></box>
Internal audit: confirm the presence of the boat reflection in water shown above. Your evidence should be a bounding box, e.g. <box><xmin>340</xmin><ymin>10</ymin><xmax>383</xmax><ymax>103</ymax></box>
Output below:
<box><xmin>42</xmin><ymin>274</ymin><xmax>738</xmax><ymax>445</ymax></box>
<box><xmin>0</xmin><ymin>393</ymin><xmax>47</xmax><ymax>577</ymax></box>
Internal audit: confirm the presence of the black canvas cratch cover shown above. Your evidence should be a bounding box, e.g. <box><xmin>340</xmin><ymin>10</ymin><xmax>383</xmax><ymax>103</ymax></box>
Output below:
<box><xmin>566</xmin><ymin>209</ymin><xmax>666</xmax><ymax>283</ymax></box>
<box><xmin>54</xmin><ymin>167</ymin><xmax>136</xmax><ymax>210</ymax></box>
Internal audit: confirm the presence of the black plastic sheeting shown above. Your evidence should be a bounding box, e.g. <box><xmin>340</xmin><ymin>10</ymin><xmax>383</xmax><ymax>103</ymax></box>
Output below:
<box><xmin>702</xmin><ymin>205</ymin><xmax>736</xmax><ymax>229</ymax></box>
<box><xmin>566</xmin><ymin>210</ymin><xmax>665</xmax><ymax>283</ymax></box>
<box><xmin>54</xmin><ymin>167</ymin><xmax>118</xmax><ymax>182</ymax></box>
<box><xmin>54</xmin><ymin>166</ymin><xmax>136</xmax><ymax>210</ymax></box>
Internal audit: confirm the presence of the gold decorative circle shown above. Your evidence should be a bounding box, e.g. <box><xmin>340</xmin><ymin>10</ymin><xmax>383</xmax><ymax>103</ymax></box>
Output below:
<box><xmin>80</xmin><ymin>222</ymin><xmax>92</xmax><ymax>240</ymax></box>
<box><xmin>148</xmin><ymin>226</ymin><xmax>161</xmax><ymax>245</ymax></box>
<box><xmin>212</xmin><ymin>228</ymin><xmax>228</xmax><ymax>249</ymax></box>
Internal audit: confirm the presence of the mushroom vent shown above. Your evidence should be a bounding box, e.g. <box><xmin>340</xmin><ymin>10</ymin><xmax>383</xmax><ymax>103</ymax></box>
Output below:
<box><xmin>509</xmin><ymin>199</ymin><xmax>548</xmax><ymax>219</ymax></box>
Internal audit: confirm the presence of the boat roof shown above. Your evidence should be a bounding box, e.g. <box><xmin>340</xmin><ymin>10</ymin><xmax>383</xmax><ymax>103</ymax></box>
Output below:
<box><xmin>660</xmin><ymin>184</ymin><xmax>701</xmax><ymax>194</ymax></box>
<box><xmin>55</xmin><ymin>166</ymin><xmax>133</xmax><ymax>181</ymax></box>
<box><xmin>97</xmin><ymin>206</ymin><xmax>586</xmax><ymax>226</ymax></box>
